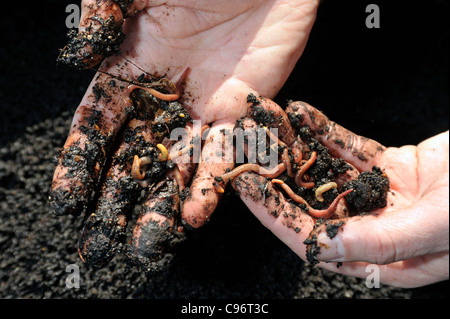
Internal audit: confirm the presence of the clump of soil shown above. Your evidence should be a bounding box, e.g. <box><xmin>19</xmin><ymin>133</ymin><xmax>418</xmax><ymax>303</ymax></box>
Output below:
<box><xmin>342</xmin><ymin>166</ymin><xmax>390</xmax><ymax>215</ymax></box>
<box><xmin>127</xmin><ymin>84</ymin><xmax>192</xmax><ymax>136</ymax></box>
<box><xmin>151</xmin><ymin>101</ymin><xmax>191</xmax><ymax>135</ymax></box>
<box><xmin>57</xmin><ymin>16</ymin><xmax>125</xmax><ymax>69</ymax></box>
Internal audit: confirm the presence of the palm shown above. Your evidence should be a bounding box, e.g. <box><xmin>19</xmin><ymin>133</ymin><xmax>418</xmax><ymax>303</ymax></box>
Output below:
<box><xmin>332</xmin><ymin>134</ymin><xmax>449</xmax><ymax>287</ymax></box>
<box><xmin>106</xmin><ymin>0</ymin><xmax>317</xmax><ymax>123</ymax></box>
<box><xmin>228</xmin><ymin>98</ymin><xmax>448</xmax><ymax>287</ymax></box>
<box><xmin>378</xmin><ymin>143</ymin><xmax>448</xmax><ymax>215</ymax></box>
<box><xmin>306</xmin><ymin>108</ymin><xmax>449</xmax><ymax>286</ymax></box>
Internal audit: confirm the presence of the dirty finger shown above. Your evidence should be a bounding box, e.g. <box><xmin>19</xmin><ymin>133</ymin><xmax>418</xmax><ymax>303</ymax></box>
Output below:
<box><xmin>125</xmin><ymin>122</ymin><xmax>197</xmax><ymax>271</ymax></box>
<box><xmin>126</xmin><ymin>176</ymin><xmax>181</xmax><ymax>272</ymax></box>
<box><xmin>230</xmin><ymin>171</ymin><xmax>318</xmax><ymax>260</ymax></box>
<box><xmin>58</xmin><ymin>0</ymin><xmax>148</xmax><ymax>68</ymax></box>
<box><xmin>286</xmin><ymin>101</ymin><xmax>386</xmax><ymax>172</ymax></box>
<box><xmin>49</xmin><ymin>71</ymin><xmax>128</xmax><ymax>216</ymax></box>
<box><xmin>76</xmin><ymin>117</ymin><xmax>164</xmax><ymax>267</ymax></box>
<box><xmin>246</xmin><ymin>94</ymin><xmax>296</xmax><ymax>145</ymax></box>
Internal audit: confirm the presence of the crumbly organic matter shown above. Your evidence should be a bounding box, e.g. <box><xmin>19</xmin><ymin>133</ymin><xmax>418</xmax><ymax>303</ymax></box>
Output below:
<box><xmin>57</xmin><ymin>18</ymin><xmax>125</xmax><ymax>69</ymax></box>
<box><xmin>342</xmin><ymin>166</ymin><xmax>390</xmax><ymax>215</ymax></box>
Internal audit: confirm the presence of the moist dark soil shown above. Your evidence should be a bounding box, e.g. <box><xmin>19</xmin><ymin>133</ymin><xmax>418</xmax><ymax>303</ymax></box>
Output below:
<box><xmin>57</xmin><ymin>12</ymin><xmax>125</xmax><ymax>69</ymax></box>
<box><xmin>342</xmin><ymin>167</ymin><xmax>390</xmax><ymax>214</ymax></box>
<box><xmin>0</xmin><ymin>0</ymin><xmax>448</xmax><ymax>299</ymax></box>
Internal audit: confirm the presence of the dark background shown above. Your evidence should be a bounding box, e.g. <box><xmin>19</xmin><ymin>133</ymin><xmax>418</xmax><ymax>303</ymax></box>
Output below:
<box><xmin>0</xmin><ymin>0</ymin><xmax>448</xmax><ymax>299</ymax></box>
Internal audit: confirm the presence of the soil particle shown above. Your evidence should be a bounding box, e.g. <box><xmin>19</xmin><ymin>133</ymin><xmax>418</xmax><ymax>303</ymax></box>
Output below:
<box><xmin>287</xmin><ymin>108</ymin><xmax>305</xmax><ymax>130</ymax></box>
<box><xmin>333</xmin><ymin>139</ymin><xmax>346</xmax><ymax>149</ymax></box>
<box><xmin>128</xmin><ymin>90</ymin><xmax>191</xmax><ymax>135</ymax></box>
<box><xmin>304</xmin><ymin>233</ymin><xmax>320</xmax><ymax>266</ymax></box>
<box><xmin>92</xmin><ymin>83</ymin><xmax>112</xmax><ymax>102</ymax></box>
<box><xmin>48</xmin><ymin>186</ymin><xmax>85</xmax><ymax>216</ymax></box>
<box><xmin>115</xmin><ymin>0</ymin><xmax>135</xmax><ymax>16</ymax></box>
<box><xmin>127</xmin><ymin>89</ymin><xmax>161</xmax><ymax>121</ymax></box>
<box><xmin>247</xmin><ymin>97</ymin><xmax>279</xmax><ymax>127</ymax></box>
<box><xmin>304</xmin><ymin>218</ymin><xmax>346</xmax><ymax>266</ymax></box>
<box><xmin>286</xmin><ymin>126</ymin><xmax>352</xmax><ymax>211</ymax></box>
<box><xmin>246</xmin><ymin>92</ymin><xmax>260</xmax><ymax>105</ymax></box>
<box><xmin>144</xmin><ymin>196</ymin><xmax>177</xmax><ymax>219</ymax></box>
<box><xmin>325</xmin><ymin>220</ymin><xmax>346</xmax><ymax>239</ymax></box>
<box><xmin>179</xmin><ymin>187</ymin><xmax>190</xmax><ymax>202</ymax></box>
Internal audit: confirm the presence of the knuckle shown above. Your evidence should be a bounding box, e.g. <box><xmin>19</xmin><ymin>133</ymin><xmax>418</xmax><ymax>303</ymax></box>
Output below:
<box><xmin>366</xmin><ymin>226</ymin><xmax>398</xmax><ymax>265</ymax></box>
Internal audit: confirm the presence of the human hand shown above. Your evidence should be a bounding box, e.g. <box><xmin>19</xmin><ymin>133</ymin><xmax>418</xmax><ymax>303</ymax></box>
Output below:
<box><xmin>50</xmin><ymin>0</ymin><xmax>319</xmax><ymax>269</ymax></box>
<box><xmin>229</xmin><ymin>97</ymin><xmax>449</xmax><ymax>288</ymax></box>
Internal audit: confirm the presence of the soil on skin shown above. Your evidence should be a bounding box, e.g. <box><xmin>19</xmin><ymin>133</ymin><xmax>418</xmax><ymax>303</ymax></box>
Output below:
<box><xmin>57</xmin><ymin>8</ymin><xmax>125</xmax><ymax>69</ymax></box>
<box><xmin>245</xmin><ymin>102</ymin><xmax>389</xmax><ymax>216</ymax></box>
<box><xmin>0</xmin><ymin>0</ymin><xmax>448</xmax><ymax>299</ymax></box>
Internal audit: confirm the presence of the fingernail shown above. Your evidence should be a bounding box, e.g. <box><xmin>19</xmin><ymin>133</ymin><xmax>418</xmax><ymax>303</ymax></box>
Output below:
<box><xmin>316</xmin><ymin>231</ymin><xmax>346</xmax><ymax>262</ymax></box>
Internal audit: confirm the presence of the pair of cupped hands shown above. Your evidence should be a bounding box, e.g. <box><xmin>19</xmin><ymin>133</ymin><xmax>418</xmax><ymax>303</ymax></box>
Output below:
<box><xmin>51</xmin><ymin>0</ymin><xmax>448</xmax><ymax>288</ymax></box>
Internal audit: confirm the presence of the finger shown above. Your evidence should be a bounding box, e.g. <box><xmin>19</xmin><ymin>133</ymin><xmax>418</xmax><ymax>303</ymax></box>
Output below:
<box><xmin>415</xmin><ymin>131</ymin><xmax>449</xmax><ymax>195</ymax></box>
<box><xmin>239</xmin><ymin>98</ymin><xmax>361</xmax><ymax>217</ymax></box>
<box><xmin>76</xmin><ymin>118</ymin><xmax>159</xmax><ymax>267</ymax></box>
<box><xmin>286</xmin><ymin>101</ymin><xmax>386</xmax><ymax>172</ymax></box>
<box><xmin>126</xmin><ymin>177</ymin><xmax>181</xmax><ymax>272</ymax></box>
<box><xmin>230</xmin><ymin>171</ymin><xmax>317</xmax><ymax>260</ymax></box>
<box><xmin>58</xmin><ymin>0</ymin><xmax>147</xmax><ymax>68</ymax></box>
<box><xmin>309</xmin><ymin>183</ymin><xmax>449</xmax><ymax>265</ymax></box>
<box><xmin>126</xmin><ymin>123</ymin><xmax>197</xmax><ymax>270</ymax></box>
<box><xmin>231</xmin><ymin>171</ymin><xmax>449</xmax><ymax>288</ymax></box>
<box><xmin>181</xmin><ymin>120</ymin><xmax>235</xmax><ymax>228</ymax></box>
<box><xmin>49</xmin><ymin>71</ymin><xmax>127</xmax><ymax>216</ymax></box>
<box><xmin>247</xmin><ymin>94</ymin><xmax>296</xmax><ymax>145</ymax></box>
<box><xmin>58</xmin><ymin>0</ymin><xmax>123</xmax><ymax>68</ymax></box>
<box><xmin>167</xmin><ymin>122</ymin><xmax>199</xmax><ymax>190</ymax></box>
<box><xmin>308</xmin><ymin>252</ymin><xmax>449</xmax><ymax>288</ymax></box>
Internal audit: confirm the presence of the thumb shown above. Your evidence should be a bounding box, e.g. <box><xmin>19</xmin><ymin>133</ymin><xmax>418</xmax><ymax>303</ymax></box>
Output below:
<box><xmin>310</xmin><ymin>186</ymin><xmax>449</xmax><ymax>265</ymax></box>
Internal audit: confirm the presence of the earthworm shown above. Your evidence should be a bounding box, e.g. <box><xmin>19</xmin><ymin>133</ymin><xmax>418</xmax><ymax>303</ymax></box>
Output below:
<box><xmin>219</xmin><ymin>162</ymin><xmax>287</xmax><ymax>184</ymax></box>
<box><xmin>131</xmin><ymin>155</ymin><xmax>152</xmax><ymax>181</ymax></box>
<box><xmin>169</xmin><ymin>144</ymin><xmax>194</xmax><ymax>161</ymax></box>
<box><xmin>144</xmin><ymin>76</ymin><xmax>177</xmax><ymax>93</ymax></box>
<box><xmin>132</xmin><ymin>142</ymin><xmax>187</xmax><ymax>187</ymax></box>
<box><xmin>295</xmin><ymin>151</ymin><xmax>317</xmax><ymax>188</ymax></box>
<box><xmin>271</xmin><ymin>179</ymin><xmax>353</xmax><ymax>219</ymax></box>
<box><xmin>315</xmin><ymin>182</ymin><xmax>338</xmax><ymax>202</ymax></box>
<box><xmin>263</xmin><ymin>127</ymin><xmax>295</xmax><ymax>178</ymax></box>
<box><xmin>291</xmin><ymin>147</ymin><xmax>303</xmax><ymax>165</ymax></box>
<box><xmin>156</xmin><ymin>143</ymin><xmax>169</xmax><ymax>161</ymax></box>
<box><xmin>173</xmin><ymin>166</ymin><xmax>185</xmax><ymax>191</ymax></box>
<box><xmin>127</xmin><ymin>67</ymin><xmax>190</xmax><ymax>102</ymax></box>
<box><xmin>213</xmin><ymin>183</ymin><xmax>225</xmax><ymax>194</ymax></box>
